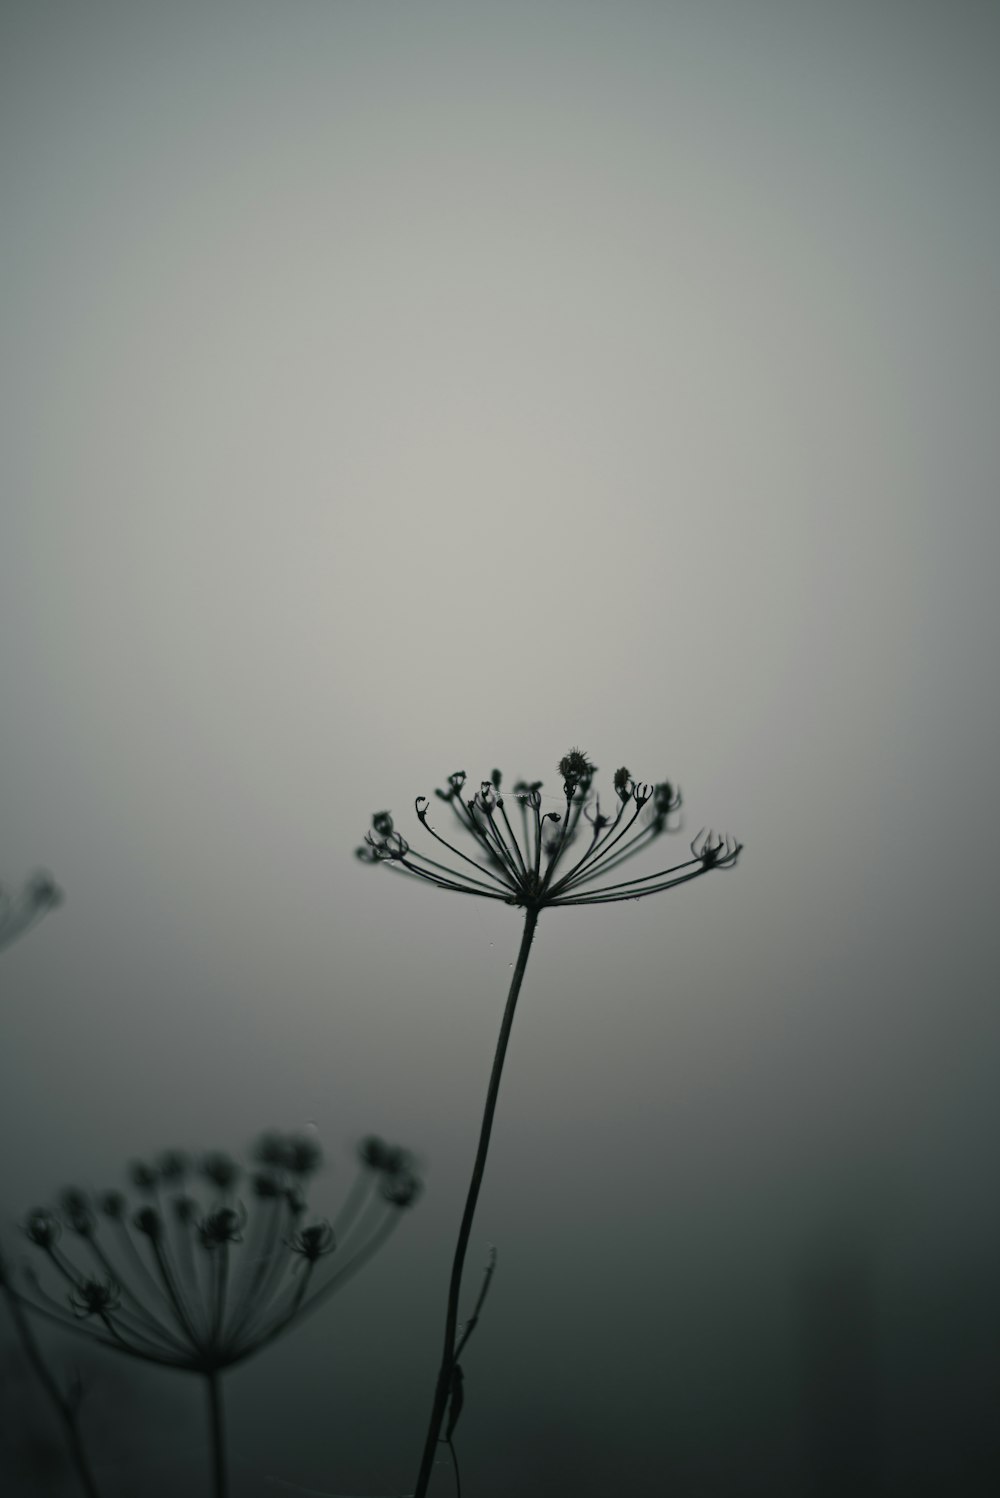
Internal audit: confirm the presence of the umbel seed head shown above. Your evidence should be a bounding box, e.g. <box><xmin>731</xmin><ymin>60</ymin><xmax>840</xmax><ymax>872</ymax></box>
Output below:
<box><xmin>358</xmin><ymin>748</ymin><xmax>741</xmax><ymax>910</ymax></box>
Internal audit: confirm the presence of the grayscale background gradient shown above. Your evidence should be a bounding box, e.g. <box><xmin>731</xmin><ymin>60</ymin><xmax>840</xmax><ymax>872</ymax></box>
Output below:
<box><xmin>2</xmin><ymin>2</ymin><xmax>999</xmax><ymax>1493</ymax></box>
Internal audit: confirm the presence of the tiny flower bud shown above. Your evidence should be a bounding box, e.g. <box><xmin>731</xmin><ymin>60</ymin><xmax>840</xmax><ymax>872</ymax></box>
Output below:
<box><xmin>156</xmin><ymin>1150</ymin><xmax>190</xmax><ymax>1183</ymax></box>
<box><xmin>283</xmin><ymin>1133</ymin><xmax>322</xmax><ymax>1177</ymax></box>
<box><xmin>133</xmin><ymin>1206</ymin><xmax>162</xmax><ymax>1239</ymax></box>
<box><xmin>198</xmin><ymin>1205</ymin><xmax>246</xmax><ymax>1249</ymax></box>
<box><xmin>70</xmin><ymin>1275</ymin><xmax>121</xmax><ymax>1319</ymax></box>
<box><xmin>358</xmin><ymin>1135</ymin><xmax>390</xmax><ymax>1171</ymax></box>
<box><xmin>253</xmin><ymin>1131</ymin><xmax>288</xmax><ymax>1168</ymax></box>
<box><xmin>129</xmin><ymin>1161</ymin><xmax>159</xmax><ymax>1192</ymax></box>
<box><xmin>381</xmin><ymin>1172</ymin><xmax>422</xmax><ymax>1208</ymax></box>
<box><xmin>59</xmin><ymin>1189</ymin><xmax>94</xmax><ymax>1237</ymax></box>
<box><xmin>24</xmin><ymin>1209</ymin><xmax>61</xmax><ymax>1250</ymax></box>
<box><xmin>289</xmin><ymin>1221</ymin><xmax>336</xmax><ymax>1263</ymax></box>
<box><xmin>200</xmin><ymin>1153</ymin><xmax>239</xmax><ymax>1191</ymax></box>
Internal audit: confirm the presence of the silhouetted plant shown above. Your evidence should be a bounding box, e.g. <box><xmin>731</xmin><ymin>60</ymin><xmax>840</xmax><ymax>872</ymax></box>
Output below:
<box><xmin>1</xmin><ymin>868</ymin><xmax>88</xmax><ymax>1491</ymax></box>
<box><xmin>0</xmin><ymin>871</ymin><xmax>61</xmax><ymax>953</ymax></box>
<box><xmin>9</xmin><ymin>1130</ymin><xmax>421</xmax><ymax>1497</ymax></box>
<box><xmin>359</xmin><ymin>751</ymin><xmax>741</xmax><ymax>1497</ymax></box>
<box><xmin>0</xmin><ymin>1250</ymin><xmax>102</xmax><ymax>1497</ymax></box>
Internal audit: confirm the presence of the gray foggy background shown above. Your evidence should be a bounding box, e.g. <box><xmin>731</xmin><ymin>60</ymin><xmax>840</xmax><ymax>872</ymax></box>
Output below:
<box><xmin>2</xmin><ymin>1</ymin><xmax>999</xmax><ymax>1493</ymax></box>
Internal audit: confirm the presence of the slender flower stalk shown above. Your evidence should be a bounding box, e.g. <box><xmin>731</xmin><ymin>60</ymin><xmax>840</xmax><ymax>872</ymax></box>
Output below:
<box><xmin>358</xmin><ymin>750</ymin><xmax>741</xmax><ymax>1498</ymax></box>
<box><xmin>8</xmin><ymin>1131</ymin><xmax>421</xmax><ymax>1498</ymax></box>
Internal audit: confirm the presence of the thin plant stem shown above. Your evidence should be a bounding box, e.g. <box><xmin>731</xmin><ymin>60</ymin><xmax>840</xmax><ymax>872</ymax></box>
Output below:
<box><xmin>412</xmin><ymin>906</ymin><xmax>539</xmax><ymax>1498</ymax></box>
<box><xmin>0</xmin><ymin>1270</ymin><xmax>103</xmax><ymax>1497</ymax></box>
<box><xmin>206</xmin><ymin>1369</ymin><xmax>228</xmax><ymax>1498</ymax></box>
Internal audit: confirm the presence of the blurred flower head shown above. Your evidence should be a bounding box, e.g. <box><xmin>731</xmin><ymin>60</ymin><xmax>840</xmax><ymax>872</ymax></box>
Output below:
<box><xmin>0</xmin><ymin>871</ymin><xmax>62</xmax><ymax>954</ymax></box>
<box><xmin>12</xmin><ymin>1128</ymin><xmax>421</xmax><ymax>1375</ymax></box>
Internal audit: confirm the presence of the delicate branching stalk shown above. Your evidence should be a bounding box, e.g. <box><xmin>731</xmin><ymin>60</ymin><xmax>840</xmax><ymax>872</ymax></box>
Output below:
<box><xmin>443</xmin><ymin>1246</ymin><xmax>498</xmax><ymax>1498</ymax></box>
<box><xmin>358</xmin><ymin>750</ymin><xmax>742</xmax><ymax>1497</ymax></box>
<box><xmin>8</xmin><ymin>1131</ymin><xmax>421</xmax><ymax>1498</ymax></box>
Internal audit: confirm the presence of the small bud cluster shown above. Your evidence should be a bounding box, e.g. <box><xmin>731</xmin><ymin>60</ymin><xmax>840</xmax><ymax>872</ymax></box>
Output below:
<box><xmin>358</xmin><ymin>1135</ymin><xmax>422</xmax><ymax>1207</ymax></box>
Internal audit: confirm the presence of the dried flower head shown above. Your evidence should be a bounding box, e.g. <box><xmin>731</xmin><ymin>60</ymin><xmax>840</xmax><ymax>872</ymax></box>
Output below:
<box><xmin>11</xmin><ymin>1127</ymin><xmax>421</xmax><ymax>1377</ymax></box>
<box><xmin>198</xmin><ymin>1205</ymin><xmax>247</xmax><ymax>1251</ymax></box>
<box><xmin>68</xmin><ymin>1275</ymin><xmax>121</xmax><ymax>1320</ymax></box>
<box><xmin>288</xmin><ymin>1222</ymin><xmax>336</xmax><ymax>1264</ymax></box>
<box><xmin>367</xmin><ymin>751</ymin><xmax>744</xmax><ymax>1498</ymax></box>
<box><xmin>358</xmin><ymin>749</ymin><xmax>740</xmax><ymax>910</ymax></box>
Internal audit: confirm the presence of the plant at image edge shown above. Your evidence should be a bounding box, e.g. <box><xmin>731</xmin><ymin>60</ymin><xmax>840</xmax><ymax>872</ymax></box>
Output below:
<box><xmin>9</xmin><ymin>1131</ymin><xmax>421</xmax><ymax>1498</ymax></box>
<box><xmin>0</xmin><ymin>871</ymin><xmax>61</xmax><ymax>954</ymax></box>
<box><xmin>357</xmin><ymin>750</ymin><xmax>742</xmax><ymax>1497</ymax></box>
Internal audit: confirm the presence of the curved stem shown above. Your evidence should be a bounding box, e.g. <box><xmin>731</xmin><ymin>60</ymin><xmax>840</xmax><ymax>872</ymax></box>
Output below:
<box><xmin>205</xmin><ymin>1370</ymin><xmax>228</xmax><ymax>1498</ymax></box>
<box><xmin>412</xmin><ymin>906</ymin><xmax>539</xmax><ymax>1498</ymax></box>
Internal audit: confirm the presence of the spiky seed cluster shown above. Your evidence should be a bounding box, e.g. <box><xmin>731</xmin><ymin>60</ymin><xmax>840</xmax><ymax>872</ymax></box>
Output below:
<box><xmin>289</xmin><ymin>1222</ymin><xmax>336</xmax><ymax>1264</ymax></box>
<box><xmin>0</xmin><ymin>871</ymin><xmax>62</xmax><ymax>953</ymax></box>
<box><xmin>69</xmin><ymin>1276</ymin><xmax>121</xmax><ymax>1319</ymax></box>
<box><xmin>357</xmin><ymin>751</ymin><xmax>741</xmax><ymax>909</ymax></box>
<box><xmin>13</xmin><ymin>1129</ymin><xmax>421</xmax><ymax>1374</ymax></box>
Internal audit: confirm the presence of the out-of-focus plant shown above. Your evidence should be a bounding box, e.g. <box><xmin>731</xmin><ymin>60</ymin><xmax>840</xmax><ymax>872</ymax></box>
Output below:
<box><xmin>359</xmin><ymin>750</ymin><xmax>742</xmax><ymax>1496</ymax></box>
<box><xmin>9</xmin><ymin>1130</ymin><xmax>421</xmax><ymax>1497</ymax></box>
<box><xmin>0</xmin><ymin>1249</ymin><xmax>101</xmax><ymax>1497</ymax></box>
<box><xmin>1</xmin><ymin>868</ymin><xmax>86</xmax><ymax>1488</ymax></box>
<box><xmin>0</xmin><ymin>871</ymin><xmax>62</xmax><ymax>954</ymax></box>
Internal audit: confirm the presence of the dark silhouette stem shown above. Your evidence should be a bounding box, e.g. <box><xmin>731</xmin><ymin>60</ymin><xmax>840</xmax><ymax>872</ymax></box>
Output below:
<box><xmin>412</xmin><ymin>906</ymin><xmax>539</xmax><ymax>1498</ymax></box>
<box><xmin>0</xmin><ymin>1269</ymin><xmax>102</xmax><ymax>1497</ymax></box>
<box><xmin>205</xmin><ymin>1370</ymin><xmax>227</xmax><ymax>1498</ymax></box>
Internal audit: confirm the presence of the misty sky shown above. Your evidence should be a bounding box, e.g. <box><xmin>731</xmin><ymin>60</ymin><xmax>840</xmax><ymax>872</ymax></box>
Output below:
<box><xmin>2</xmin><ymin>3</ymin><xmax>999</xmax><ymax>1494</ymax></box>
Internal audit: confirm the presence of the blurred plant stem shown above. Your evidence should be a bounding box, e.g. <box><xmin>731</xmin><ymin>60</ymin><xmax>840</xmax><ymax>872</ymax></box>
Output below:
<box><xmin>206</xmin><ymin>1370</ymin><xmax>227</xmax><ymax>1498</ymax></box>
<box><xmin>412</xmin><ymin>907</ymin><xmax>539</xmax><ymax>1498</ymax></box>
<box><xmin>0</xmin><ymin>1259</ymin><xmax>102</xmax><ymax>1498</ymax></box>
